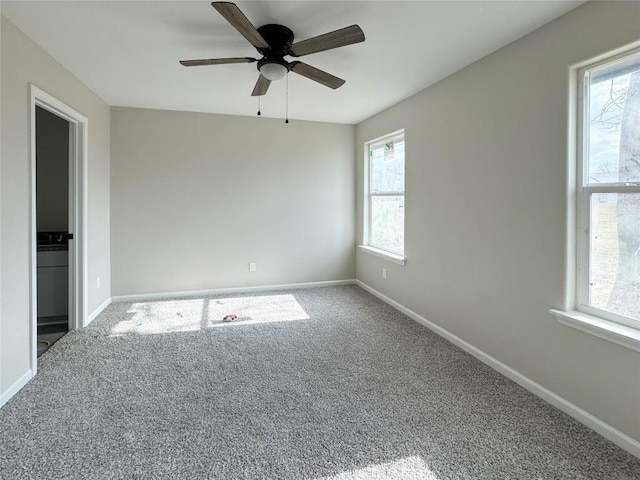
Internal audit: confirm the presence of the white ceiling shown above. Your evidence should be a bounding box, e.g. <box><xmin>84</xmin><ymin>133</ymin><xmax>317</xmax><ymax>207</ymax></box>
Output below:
<box><xmin>1</xmin><ymin>1</ymin><xmax>584</xmax><ymax>124</ymax></box>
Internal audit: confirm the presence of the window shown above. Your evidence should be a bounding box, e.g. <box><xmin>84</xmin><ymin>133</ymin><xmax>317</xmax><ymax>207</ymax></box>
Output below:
<box><xmin>363</xmin><ymin>131</ymin><xmax>405</xmax><ymax>261</ymax></box>
<box><xmin>576</xmin><ymin>48</ymin><xmax>640</xmax><ymax>329</ymax></box>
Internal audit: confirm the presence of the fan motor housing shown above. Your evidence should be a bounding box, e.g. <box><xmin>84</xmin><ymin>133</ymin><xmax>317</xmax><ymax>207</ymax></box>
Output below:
<box><xmin>256</xmin><ymin>24</ymin><xmax>294</xmax><ymax>59</ymax></box>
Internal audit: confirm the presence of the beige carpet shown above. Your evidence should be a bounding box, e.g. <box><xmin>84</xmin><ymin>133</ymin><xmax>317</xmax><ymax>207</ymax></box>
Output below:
<box><xmin>1</xmin><ymin>286</ymin><xmax>638</xmax><ymax>479</ymax></box>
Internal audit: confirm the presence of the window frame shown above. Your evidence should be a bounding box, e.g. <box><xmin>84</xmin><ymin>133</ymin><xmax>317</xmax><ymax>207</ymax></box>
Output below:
<box><xmin>575</xmin><ymin>47</ymin><xmax>640</xmax><ymax>330</ymax></box>
<box><xmin>361</xmin><ymin>130</ymin><xmax>406</xmax><ymax>264</ymax></box>
<box><xmin>551</xmin><ymin>43</ymin><xmax>640</xmax><ymax>352</ymax></box>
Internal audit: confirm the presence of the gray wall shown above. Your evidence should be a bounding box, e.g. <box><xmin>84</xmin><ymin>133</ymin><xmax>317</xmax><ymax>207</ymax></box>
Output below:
<box><xmin>1</xmin><ymin>16</ymin><xmax>111</xmax><ymax>395</ymax></box>
<box><xmin>110</xmin><ymin>107</ymin><xmax>355</xmax><ymax>296</ymax></box>
<box><xmin>356</xmin><ymin>1</ymin><xmax>640</xmax><ymax>441</ymax></box>
<box><xmin>36</xmin><ymin>106</ymin><xmax>69</xmax><ymax>232</ymax></box>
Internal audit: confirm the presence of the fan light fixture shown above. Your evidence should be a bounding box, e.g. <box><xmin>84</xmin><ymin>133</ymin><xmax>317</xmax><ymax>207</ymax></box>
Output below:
<box><xmin>259</xmin><ymin>61</ymin><xmax>288</xmax><ymax>81</ymax></box>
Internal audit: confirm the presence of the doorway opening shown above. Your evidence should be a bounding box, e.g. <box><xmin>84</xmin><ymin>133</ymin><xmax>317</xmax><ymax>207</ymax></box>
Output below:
<box><xmin>35</xmin><ymin>106</ymin><xmax>72</xmax><ymax>356</ymax></box>
<box><xmin>30</xmin><ymin>85</ymin><xmax>88</xmax><ymax>373</ymax></box>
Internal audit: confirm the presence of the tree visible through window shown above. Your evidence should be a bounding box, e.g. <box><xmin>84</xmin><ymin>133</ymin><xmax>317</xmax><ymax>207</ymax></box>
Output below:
<box><xmin>579</xmin><ymin>50</ymin><xmax>640</xmax><ymax>326</ymax></box>
<box><xmin>366</xmin><ymin>132</ymin><xmax>405</xmax><ymax>256</ymax></box>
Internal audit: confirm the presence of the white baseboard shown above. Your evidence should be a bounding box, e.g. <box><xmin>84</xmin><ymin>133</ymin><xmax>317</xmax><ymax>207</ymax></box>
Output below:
<box><xmin>0</xmin><ymin>369</ymin><xmax>33</xmax><ymax>409</ymax></box>
<box><xmin>86</xmin><ymin>297</ymin><xmax>112</xmax><ymax>326</ymax></box>
<box><xmin>356</xmin><ymin>280</ymin><xmax>640</xmax><ymax>459</ymax></box>
<box><xmin>111</xmin><ymin>279</ymin><xmax>357</xmax><ymax>303</ymax></box>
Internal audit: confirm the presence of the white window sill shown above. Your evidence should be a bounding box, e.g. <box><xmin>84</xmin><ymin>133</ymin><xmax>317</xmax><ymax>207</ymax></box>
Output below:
<box><xmin>549</xmin><ymin>309</ymin><xmax>640</xmax><ymax>352</ymax></box>
<box><xmin>358</xmin><ymin>245</ymin><xmax>406</xmax><ymax>265</ymax></box>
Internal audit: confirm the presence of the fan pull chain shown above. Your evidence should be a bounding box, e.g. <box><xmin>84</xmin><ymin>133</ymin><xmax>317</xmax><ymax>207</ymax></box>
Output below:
<box><xmin>285</xmin><ymin>74</ymin><xmax>289</xmax><ymax>124</ymax></box>
<box><xmin>257</xmin><ymin>95</ymin><xmax>261</xmax><ymax>116</ymax></box>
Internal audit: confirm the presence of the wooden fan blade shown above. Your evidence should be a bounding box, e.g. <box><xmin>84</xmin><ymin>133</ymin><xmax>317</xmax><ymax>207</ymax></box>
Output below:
<box><xmin>251</xmin><ymin>75</ymin><xmax>271</xmax><ymax>96</ymax></box>
<box><xmin>289</xmin><ymin>25</ymin><xmax>364</xmax><ymax>57</ymax></box>
<box><xmin>180</xmin><ymin>57</ymin><xmax>257</xmax><ymax>67</ymax></box>
<box><xmin>290</xmin><ymin>62</ymin><xmax>345</xmax><ymax>89</ymax></box>
<box><xmin>211</xmin><ymin>2</ymin><xmax>269</xmax><ymax>49</ymax></box>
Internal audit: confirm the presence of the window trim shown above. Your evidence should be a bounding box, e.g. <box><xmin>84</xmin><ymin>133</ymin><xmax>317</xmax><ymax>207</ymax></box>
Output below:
<box><xmin>358</xmin><ymin>245</ymin><xmax>406</xmax><ymax>265</ymax></box>
<box><xmin>550</xmin><ymin>309</ymin><xmax>640</xmax><ymax>352</ymax></box>
<box><xmin>362</xmin><ymin>130</ymin><xmax>406</xmax><ymax>262</ymax></box>
<box><xmin>551</xmin><ymin>42</ymin><xmax>640</xmax><ymax>349</ymax></box>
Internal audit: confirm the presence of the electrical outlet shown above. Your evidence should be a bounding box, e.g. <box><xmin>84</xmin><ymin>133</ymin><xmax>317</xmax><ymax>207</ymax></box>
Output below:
<box><xmin>97</xmin><ymin>276</ymin><xmax>101</xmax><ymax>288</ymax></box>
<box><xmin>249</xmin><ymin>262</ymin><xmax>256</xmax><ymax>272</ymax></box>
<box><xmin>382</xmin><ymin>268</ymin><xmax>387</xmax><ymax>279</ymax></box>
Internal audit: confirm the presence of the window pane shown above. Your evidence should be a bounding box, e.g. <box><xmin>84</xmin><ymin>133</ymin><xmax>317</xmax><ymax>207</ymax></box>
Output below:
<box><xmin>587</xmin><ymin>55</ymin><xmax>640</xmax><ymax>184</ymax></box>
<box><xmin>589</xmin><ymin>193</ymin><xmax>640</xmax><ymax>322</ymax></box>
<box><xmin>370</xmin><ymin>138</ymin><xmax>404</xmax><ymax>193</ymax></box>
<box><xmin>371</xmin><ymin>195</ymin><xmax>404</xmax><ymax>254</ymax></box>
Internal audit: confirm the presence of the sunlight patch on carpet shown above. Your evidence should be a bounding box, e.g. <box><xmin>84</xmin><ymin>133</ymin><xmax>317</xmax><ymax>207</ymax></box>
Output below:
<box><xmin>315</xmin><ymin>455</ymin><xmax>440</xmax><ymax>480</ymax></box>
<box><xmin>109</xmin><ymin>294</ymin><xmax>309</xmax><ymax>335</ymax></box>
<box><xmin>206</xmin><ymin>294</ymin><xmax>310</xmax><ymax>328</ymax></box>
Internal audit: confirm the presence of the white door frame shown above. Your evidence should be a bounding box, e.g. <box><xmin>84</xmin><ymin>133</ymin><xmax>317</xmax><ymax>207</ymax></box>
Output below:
<box><xmin>29</xmin><ymin>85</ymin><xmax>88</xmax><ymax>374</ymax></box>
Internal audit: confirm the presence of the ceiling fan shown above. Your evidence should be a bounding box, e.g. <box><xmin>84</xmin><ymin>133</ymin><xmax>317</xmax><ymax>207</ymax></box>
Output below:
<box><xmin>180</xmin><ymin>2</ymin><xmax>365</xmax><ymax>97</ymax></box>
